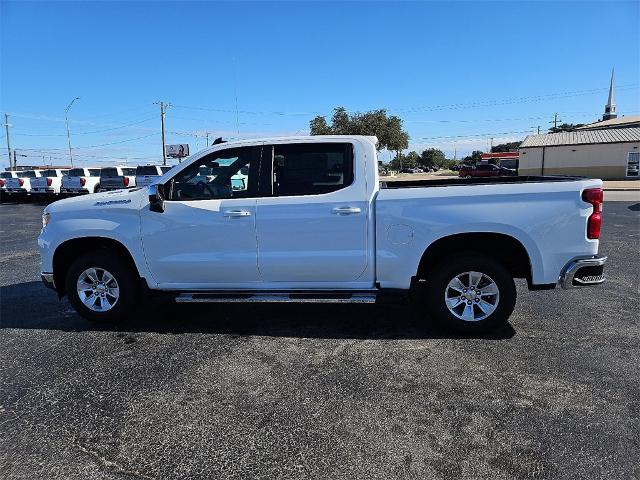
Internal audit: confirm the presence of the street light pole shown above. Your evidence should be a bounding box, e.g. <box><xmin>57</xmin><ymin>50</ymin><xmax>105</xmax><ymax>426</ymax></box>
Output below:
<box><xmin>65</xmin><ymin>97</ymin><xmax>80</xmax><ymax>166</ymax></box>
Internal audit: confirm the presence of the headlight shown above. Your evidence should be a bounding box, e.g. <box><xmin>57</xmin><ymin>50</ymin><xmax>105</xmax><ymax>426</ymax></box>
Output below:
<box><xmin>42</xmin><ymin>212</ymin><xmax>51</xmax><ymax>228</ymax></box>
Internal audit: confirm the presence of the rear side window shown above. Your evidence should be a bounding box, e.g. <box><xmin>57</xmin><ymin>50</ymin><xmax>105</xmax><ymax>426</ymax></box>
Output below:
<box><xmin>270</xmin><ymin>143</ymin><xmax>354</xmax><ymax>196</ymax></box>
<box><xmin>101</xmin><ymin>168</ymin><xmax>118</xmax><ymax>177</ymax></box>
<box><xmin>89</xmin><ymin>169</ymin><xmax>101</xmax><ymax>176</ymax></box>
<box><xmin>136</xmin><ymin>165</ymin><xmax>160</xmax><ymax>176</ymax></box>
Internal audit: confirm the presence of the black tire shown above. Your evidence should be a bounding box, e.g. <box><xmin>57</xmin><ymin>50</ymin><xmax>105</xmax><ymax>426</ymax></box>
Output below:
<box><xmin>94</xmin><ymin>184</ymin><xmax>101</xmax><ymax>193</ymax></box>
<box><xmin>420</xmin><ymin>253</ymin><xmax>516</xmax><ymax>333</ymax></box>
<box><xmin>66</xmin><ymin>250</ymin><xmax>139</xmax><ymax>323</ymax></box>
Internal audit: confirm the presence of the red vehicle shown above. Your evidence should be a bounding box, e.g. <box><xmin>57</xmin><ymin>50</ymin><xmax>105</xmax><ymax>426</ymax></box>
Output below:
<box><xmin>459</xmin><ymin>163</ymin><xmax>517</xmax><ymax>178</ymax></box>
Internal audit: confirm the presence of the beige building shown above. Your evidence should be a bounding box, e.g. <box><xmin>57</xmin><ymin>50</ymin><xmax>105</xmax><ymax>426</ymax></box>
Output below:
<box><xmin>518</xmin><ymin>127</ymin><xmax>640</xmax><ymax>179</ymax></box>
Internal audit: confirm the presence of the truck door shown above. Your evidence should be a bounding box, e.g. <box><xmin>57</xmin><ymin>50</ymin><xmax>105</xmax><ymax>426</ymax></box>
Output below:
<box><xmin>255</xmin><ymin>142</ymin><xmax>369</xmax><ymax>283</ymax></box>
<box><xmin>140</xmin><ymin>146</ymin><xmax>261</xmax><ymax>288</ymax></box>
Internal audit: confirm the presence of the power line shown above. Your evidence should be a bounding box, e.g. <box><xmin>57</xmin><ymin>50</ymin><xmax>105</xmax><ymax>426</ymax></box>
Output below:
<box><xmin>12</xmin><ymin>116</ymin><xmax>157</xmax><ymax>136</ymax></box>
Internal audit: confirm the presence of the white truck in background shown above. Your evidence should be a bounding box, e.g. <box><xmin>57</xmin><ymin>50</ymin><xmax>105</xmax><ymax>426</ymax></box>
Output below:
<box><xmin>5</xmin><ymin>170</ymin><xmax>41</xmax><ymax>195</ymax></box>
<box><xmin>30</xmin><ymin>169</ymin><xmax>69</xmax><ymax>196</ymax></box>
<box><xmin>38</xmin><ymin>136</ymin><xmax>606</xmax><ymax>333</ymax></box>
<box><xmin>61</xmin><ymin>167</ymin><xmax>102</xmax><ymax>195</ymax></box>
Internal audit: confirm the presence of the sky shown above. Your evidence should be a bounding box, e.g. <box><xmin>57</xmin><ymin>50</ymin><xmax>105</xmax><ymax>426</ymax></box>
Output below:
<box><xmin>1</xmin><ymin>0</ymin><xmax>639</xmax><ymax>168</ymax></box>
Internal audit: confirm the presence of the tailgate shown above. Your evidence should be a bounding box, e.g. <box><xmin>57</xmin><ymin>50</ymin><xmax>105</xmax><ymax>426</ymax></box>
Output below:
<box><xmin>62</xmin><ymin>177</ymin><xmax>82</xmax><ymax>189</ymax></box>
<box><xmin>101</xmin><ymin>177</ymin><xmax>124</xmax><ymax>189</ymax></box>
<box><xmin>31</xmin><ymin>177</ymin><xmax>48</xmax><ymax>189</ymax></box>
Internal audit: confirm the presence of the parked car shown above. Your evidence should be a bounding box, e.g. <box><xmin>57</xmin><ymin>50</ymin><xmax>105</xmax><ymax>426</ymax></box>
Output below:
<box><xmin>61</xmin><ymin>167</ymin><xmax>102</xmax><ymax>195</ymax></box>
<box><xmin>400</xmin><ymin>168</ymin><xmax>414</xmax><ymax>173</ymax></box>
<box><xmin>459</xmin><ymin>164</ymin><xmax>517</xmax><ymax>178</ymax></box>
<box><xmin>30</xmin><ymin>169</ymin><xmax>69</xmax><ymax>196</ymax></box>
<box><xmin>135</xmin><ymin>165</ymin><xmax>173</xmax><ymax>188</ymax></box>
<box><xmin>99</xmin><ymin>166</ymin><xmax>136</xmax><ymax>191</ymax></box>
<box><xmin>5</xmin><ymin>170</ymin><xmax>41</xmax><ymax>195</ymax></box>
<box><xmin>0</xmin><ymin>171</ymin><xmax>18</xmax><ymax>193</ymax></box>
<box><xmin>39</xmin><ymin>135</ymin><xmax>606</xmax><ymax>334</ymax></box>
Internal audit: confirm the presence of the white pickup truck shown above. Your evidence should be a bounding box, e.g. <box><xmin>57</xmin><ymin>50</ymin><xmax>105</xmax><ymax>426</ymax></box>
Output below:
<box><xmin>38</xmin><ymin>136</ymin><xmax>606</xmax><ymax>332</ymax></box>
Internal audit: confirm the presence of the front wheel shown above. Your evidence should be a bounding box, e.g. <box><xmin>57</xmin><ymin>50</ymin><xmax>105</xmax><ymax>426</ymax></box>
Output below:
<box><xmin>419</xmin><ymin>253</ymin><xmax>516</xmax><ymax>333</ymax></box>
<box><xmin>66</xmin><ymin>250</ymin><xmax>138</xmax><ymax>322</ymax></box>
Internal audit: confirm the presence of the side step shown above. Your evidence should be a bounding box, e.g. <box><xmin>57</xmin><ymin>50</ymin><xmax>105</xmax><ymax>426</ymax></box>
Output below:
<box><xmin>175</xmin><ymin>292</ymin><xmax>377</xmax><ymax>304</ymax></box>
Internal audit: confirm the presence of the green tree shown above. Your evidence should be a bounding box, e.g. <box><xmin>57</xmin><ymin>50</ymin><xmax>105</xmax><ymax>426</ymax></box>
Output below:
<box><xmin>548</xmin><ymin>123</ymin><xmax>584</xmax><ymax>133</ymax></box>
<box><xmin>309</xmin><ymin>107</ymin><xmax>409</xmax><ymax>152</ymax></box>
<box><xmin>491</xmin><ymin>141</ymin><xmax>521</xmax><ymax>153</ymax></box>
<box><xmin>419</xmin><ymin>148</ymin><xmax>446</xmax><ymax>168</ymax></box>
<box><xmin>462</xmin><ymin>150</ymin><xmax>483</xmax><ymax>165</ymax></box>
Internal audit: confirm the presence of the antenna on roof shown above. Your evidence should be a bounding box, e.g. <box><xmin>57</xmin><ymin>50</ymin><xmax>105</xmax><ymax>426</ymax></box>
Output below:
<box><xmin>212</xmin><ymin>137</ymin><xmax>226</xmax><ymax>145</ymax></box>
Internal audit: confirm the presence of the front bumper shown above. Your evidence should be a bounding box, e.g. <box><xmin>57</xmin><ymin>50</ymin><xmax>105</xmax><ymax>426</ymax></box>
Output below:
<box><xmin>41</xmin><ymin>272</ymin><xmax>56</xmax><ymax>290</ymax></box>
<box><xmin>560</xmin><ymin>255</ymin><xmax>607</xmax><ymax>289</ymax></box>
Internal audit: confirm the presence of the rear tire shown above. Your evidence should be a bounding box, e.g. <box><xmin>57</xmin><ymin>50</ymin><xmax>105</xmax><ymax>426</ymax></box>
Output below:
<box><xmin>419</xmin><ymin>253</ymin><xmax>516</xmax><ymax>333</ymax></box>
<box><xmin>66</xmin><ymin>250</ymin><xmax>138</xmax><ymax>323</ymax></box>
<box><xmin>94</xmin><ymin>184</ymin><xmax>101</xmax><ymax>193</ymax></box>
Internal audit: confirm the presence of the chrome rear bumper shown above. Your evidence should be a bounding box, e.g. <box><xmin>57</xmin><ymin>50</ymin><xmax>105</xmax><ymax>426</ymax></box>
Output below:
<box><xmin>560</xmin><ymin>255</ymin><xmax>607</xmax><ymax>289</ymax></box>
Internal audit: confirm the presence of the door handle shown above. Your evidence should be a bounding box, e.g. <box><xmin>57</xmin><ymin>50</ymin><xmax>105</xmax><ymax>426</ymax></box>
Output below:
<box><xmin>332</xmin><ymin>206</ymin><xmax>361</xmax><ymax>215</ymax></box>
<box><xmin>223</xmin><ymin>209</ymin><xmax>252</xmax><ymax>218</ymax></box>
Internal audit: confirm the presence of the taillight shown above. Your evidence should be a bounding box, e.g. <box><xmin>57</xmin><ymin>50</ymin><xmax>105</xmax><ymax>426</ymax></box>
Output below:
<box><xmin>46</xmin><ymin>177</ymin><xmax>53</xmax><ymax>186</ymax></box>
<box><xmin>582</xmin><ymin>188</ymin><xmax>603</xmax><ymax>240</ymax></box>
<box><xmin>80</xmin><ymin>177</ymin><xmax>86</xmax><ymax>187</ymax></box>
<box><xmin>19</xmin><ymin>178</ymin><xmax>24</xmax><ymax>186</ymax></box>
<box><xmin>0</xmin><ymin>179</ymin><xmax>4</xmax><ymax>187</ymax></box>
<box><xmin>123</xmin><ymin>176</ymin><xmax>129</xmax><ymax>187</ymax></box>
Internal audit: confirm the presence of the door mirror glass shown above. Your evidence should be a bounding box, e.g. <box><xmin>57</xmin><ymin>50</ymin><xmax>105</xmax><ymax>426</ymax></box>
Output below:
<box><xmin>149</xmin><ymin>183</ymin><xmax>165</xmax><ymax>213</ymax></box>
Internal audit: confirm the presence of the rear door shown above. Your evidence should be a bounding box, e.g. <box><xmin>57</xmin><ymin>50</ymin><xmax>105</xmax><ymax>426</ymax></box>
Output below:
<box><xmin>255</xmin><ymin>142</ymin><xmax>369</xmax><ymax>283</ymax></box>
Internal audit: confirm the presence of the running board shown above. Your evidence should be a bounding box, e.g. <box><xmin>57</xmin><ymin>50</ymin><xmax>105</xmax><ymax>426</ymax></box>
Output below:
<box><xmin>175</xmin><ymin>292</ymin><xmax>377</xmax><ymax>304</ymax></box>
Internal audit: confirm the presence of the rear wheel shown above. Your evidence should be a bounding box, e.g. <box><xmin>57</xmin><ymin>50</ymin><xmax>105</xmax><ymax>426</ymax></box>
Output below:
<box><xmin>66</xmin><ymin>250</ymin><xmax>138</xmax><ymax>322</ymax></box>
<box><xmin>94</xmin><ymin>184</ymin><xmax>101</xmax><ymax>193</ymax></box>
<box><xmin>419</xmin><ymin>253</ymin><xmax>516</xmax><ymax>333</ymax></box>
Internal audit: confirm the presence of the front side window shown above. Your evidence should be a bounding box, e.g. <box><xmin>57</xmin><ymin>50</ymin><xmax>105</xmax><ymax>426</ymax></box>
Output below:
<box><xmin>168</xmin><ymin>146</ymin><xmax>257</xmax><ymax>201</ymax></box>
<box><xmin>269</xmin><ymin>142</ymin><xmax>353</xmax><ymax>196</ymax></box>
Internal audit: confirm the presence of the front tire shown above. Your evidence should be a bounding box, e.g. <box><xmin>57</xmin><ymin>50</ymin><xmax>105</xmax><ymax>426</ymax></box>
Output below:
<box><xmin>420</xmin><ymin>253</ymin><xmax>516</xmax><ymax>333</ymax></box>
<box><xmin>66</xmin><ymin>250</ymin><xmax>138</xmax><ymax>322</ymax></box>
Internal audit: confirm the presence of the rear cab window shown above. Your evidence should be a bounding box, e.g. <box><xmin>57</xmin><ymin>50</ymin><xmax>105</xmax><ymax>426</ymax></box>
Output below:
<box><xmin>100</xmin><ymin>167</ymin><xmax>120</xmax><ymax>177</ymax></box>
<box><xmin>18</xmin><ymin>171</ymin><xmax>36</xmax><ymax>178</ymax></box>
<box><xmin>123</xmin><ymin>168</ymin><xmax>136</xmax><ymax>176</ymax></box>
<box><xmin>68</xmin><ymin>168</ymin><xmax>85</xmax><ymax>177</ymax></box>
<box><xmin>267</xmin><ymin>142</ymin><xmax>354</xmax><ymax>196</ymax></box>
<box><xmin>136</xmin><ymin>166</ymin><xmax>161</xmax><ymax>176</ymax></box>
<box><xmin>40</xmin><ymin>169</ymin><xmax>58</xmax><ymax>177</ymax></box>
<box><xmin>89</xmin><ymin>169</ymin><xmax>101</xmax><ymax>176</ymax></box>
<box><xmin>1</xmin><ymin>172</ymin><xmax>14</xmax><ymax>179</ymax></box>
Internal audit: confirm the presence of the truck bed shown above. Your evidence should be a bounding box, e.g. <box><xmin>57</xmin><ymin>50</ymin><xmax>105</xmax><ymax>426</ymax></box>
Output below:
<box><xmin>381</xmin><ymin>175</ymin><xmax>584</xmax><ymax>189</ymax></box>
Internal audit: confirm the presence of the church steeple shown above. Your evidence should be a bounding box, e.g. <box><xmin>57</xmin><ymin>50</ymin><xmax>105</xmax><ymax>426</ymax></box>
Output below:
<box><xmin>603</xmin><ymin>68</ymin><xmax>617</xmax><ymax>121</ymax></box>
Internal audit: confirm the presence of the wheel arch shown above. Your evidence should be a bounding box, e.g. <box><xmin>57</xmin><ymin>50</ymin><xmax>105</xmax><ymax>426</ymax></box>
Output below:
<box><xmin>416</xmin><ymin>232</ymin><xmax>533</xmax><ymax>284</ymax></box>
<box><xmin>52</xmin><ymin>236</ymin><xmax>140</xmax><ymax>297</ymax></box>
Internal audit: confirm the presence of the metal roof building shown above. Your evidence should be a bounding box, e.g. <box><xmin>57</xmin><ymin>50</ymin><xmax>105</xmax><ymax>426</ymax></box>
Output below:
<box><xmin>518</xmin><ymin>127</ymin><xmax>640</xmax><ymax>179</ymax></box>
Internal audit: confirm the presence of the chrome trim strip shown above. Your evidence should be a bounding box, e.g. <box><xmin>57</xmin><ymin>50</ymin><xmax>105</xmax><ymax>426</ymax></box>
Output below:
<box><xmin>560</xmin><ymin>255</ymin><xmax>607</xmax><ymax>289</ymax></box>
<box><xmin>175</xmin><ymin>293</ymin><xmax>377</xmax><ymax>304</ymax></box>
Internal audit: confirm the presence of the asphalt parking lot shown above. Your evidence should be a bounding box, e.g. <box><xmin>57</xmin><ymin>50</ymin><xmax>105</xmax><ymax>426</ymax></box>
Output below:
<box><xmin>1</xmin><ymin>198</ymin><xmax>639</xmax><ymax>480</ymax></box>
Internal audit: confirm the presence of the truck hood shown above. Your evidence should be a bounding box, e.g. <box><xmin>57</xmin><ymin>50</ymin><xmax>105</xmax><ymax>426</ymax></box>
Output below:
<box><xmin>44</xmin><ymin>187</ymin><xmax>147</xmax><ymax>214</ymax></box>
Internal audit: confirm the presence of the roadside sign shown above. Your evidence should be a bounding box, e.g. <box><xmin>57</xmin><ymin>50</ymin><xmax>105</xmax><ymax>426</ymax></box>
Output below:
<box><xmin>166</xmin><ymin>144</ymin><xmax>189</xmax><ymax>158</ymax></box>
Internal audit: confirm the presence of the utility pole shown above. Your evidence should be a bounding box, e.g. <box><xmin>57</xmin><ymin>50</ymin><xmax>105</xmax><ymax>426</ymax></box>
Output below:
<box><xmin>3</xmin><ymin>113</ymin><xmax>12</xmax><ymax>169</ymax></box>
<box><xmin>65</xmin><ymin>97</ymin><xmax>80</xmax><ymax>166</ymax></box>
<box><xmin>155</xmin><ymin>101</ymin><xmax>168</xmax><ymax>165</ymax></box>
<box><xmin>549</xmin><ymin>113</ymin><xmax>562</xmax><ymax>130</ymax></box>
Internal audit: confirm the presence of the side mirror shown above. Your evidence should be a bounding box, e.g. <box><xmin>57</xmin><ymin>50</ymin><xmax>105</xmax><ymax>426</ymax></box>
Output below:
<box><xmin>149</xmin><ymin>183</ymin><xmax>165</xmax><ymax>213</ymax></box>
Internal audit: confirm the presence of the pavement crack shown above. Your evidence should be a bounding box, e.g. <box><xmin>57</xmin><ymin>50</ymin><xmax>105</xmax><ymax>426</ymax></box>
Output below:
<box><xmin>74</xmin><ymin>442</ymin><xmax>156</xmax><ymax>480</ymax></box>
